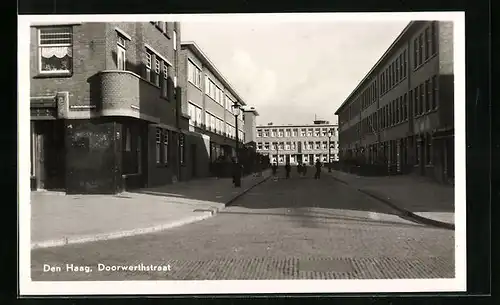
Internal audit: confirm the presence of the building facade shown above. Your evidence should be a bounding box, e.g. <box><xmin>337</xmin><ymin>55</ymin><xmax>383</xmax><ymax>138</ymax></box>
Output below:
<box><xmin>243</xmin><ymin>107</ymin><xmax>259</xmax><ymax>146</ymax></box>
<box><xmin>255</xmin><ymin>121</ymin><xmax>339</xmax><ymax>165</ymax></box>
<box><xmin>335</xmin><ymin>21</ymin><xmax>454</xmax><ymax>184</ymax></box>
<box><xmin>180</xmin><ymin>41</ymin><xmax>247</xmax><ymax>167</ymax></box>
<box><xmin>29</xmin><ymin>21</ymin><xmax>199</xmax><ymax>194</ymax></box>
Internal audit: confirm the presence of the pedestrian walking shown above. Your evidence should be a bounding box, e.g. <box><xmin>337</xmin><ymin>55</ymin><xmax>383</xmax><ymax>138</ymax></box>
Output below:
<box><xmin>285</xmin><ymin>161</ymin><xmax>291</xmax><ymax>179</ymax></box>
<box><xmin>272</xmin><ymin>162</ymin><xmax>278</xmax><ymax>176</ymax></box>
<box><xmin>314</xmin><ymin>159</ymin><xmax>322</xmax><ymax>179</ymax></box>
<box><xmin>302</xmin><ymin>162</ymin><xmax>308</xmax><ymax>177</ymax></box>
<box><xmin>232</xmin><ymin>158</ymin><xmax>242</xmax><ymax>187</ymax></box>
<box><xmin>297</xmin><ymin>163</ymin><xmax>302</xmax><ymax>176</ymax></box>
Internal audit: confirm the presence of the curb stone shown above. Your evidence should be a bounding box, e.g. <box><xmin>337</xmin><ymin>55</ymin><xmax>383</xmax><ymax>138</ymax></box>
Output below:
<box><xmin>327</xmin><ymin>173</ymin><xmax>455</xmax><ymax>230</ymax></box>
<box><xmin>31</xmin><ymin>212</ymin><xmax>213</xmax><ymax>250</ymax></box>
<box><xmin>32</xmin><ymin>173</ymin><xmax>272</xmax><ymax>250</ymax></box>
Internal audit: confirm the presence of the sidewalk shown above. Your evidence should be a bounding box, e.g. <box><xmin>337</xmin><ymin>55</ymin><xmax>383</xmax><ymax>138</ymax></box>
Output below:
<box><xmin>30</xmin><ymin>170</ymin><xmax>272</xmax><ymax>249</ymax></box>
<box><xmin>323</xmin><ymin>169</ymin><xmax>455</xmax><ymax>229</ymax></box>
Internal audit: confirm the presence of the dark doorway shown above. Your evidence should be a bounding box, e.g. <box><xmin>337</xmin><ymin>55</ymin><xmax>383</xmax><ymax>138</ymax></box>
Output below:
<box><xmin>191</xmin><ymin>143</ymin><xmax>197</xmax><ymax>178</ymax></box>
<box><xmin>32</xmin><ymin>120</ymin><xmax>66</xmax><ymax>191</ymax></box>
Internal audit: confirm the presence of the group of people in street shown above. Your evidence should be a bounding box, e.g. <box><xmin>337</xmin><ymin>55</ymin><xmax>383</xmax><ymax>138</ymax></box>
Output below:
<box><xmin>271</xmin><ymin>159</ymin><xmax>324</xmax><ymax>180</ymax></box>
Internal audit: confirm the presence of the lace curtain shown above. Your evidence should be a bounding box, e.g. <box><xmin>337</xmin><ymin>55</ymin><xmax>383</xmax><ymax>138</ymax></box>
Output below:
<box><xmin>40</xmin><ymin>46</ymin><xmax>72</xmax><ymax>58</ymax></box>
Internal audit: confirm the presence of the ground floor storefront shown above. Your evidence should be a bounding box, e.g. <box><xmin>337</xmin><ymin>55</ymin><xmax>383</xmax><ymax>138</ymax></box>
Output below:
<box><xmin>339</xmin><ymin>128</ymin><xmax>454</xmax><ymax>184</ymax></box>
<box><xmin>29</xmin><ymin>117</ymin><xmax>212</xmax><ymax>194</ymax></box>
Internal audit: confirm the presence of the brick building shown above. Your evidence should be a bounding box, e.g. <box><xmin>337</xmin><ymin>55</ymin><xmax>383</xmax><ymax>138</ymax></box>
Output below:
<box><xmin>255</xmin><ymin>120</ymin><xmax>339</xmax><ymax>165</ymax></box>
<box><xmin>29</xmin><ymin>21</ymin><xmax>204</xmax><ymax>194</ymax></box>
<box><xmin>335</xmin><ymin>21</ymin><xmax>454</xmax><ymax>184</ymax></box>
<box><xmin>180</xmin><ymin>41</ymin><xmax>248</xmax><ymax>165</ymax></box>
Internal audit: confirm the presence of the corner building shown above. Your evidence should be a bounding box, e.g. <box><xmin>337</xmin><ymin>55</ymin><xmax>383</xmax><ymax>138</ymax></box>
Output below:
<box><xmin>29</xmin><ymin>21</ymin><xmax>189</xmax><ymax>194</ymax></box>
<box><xmin>179</xmin><ymin>41</ymin><xmax>246</xmax><ymax>165</ymax></box>
<box><xmin>255</xmin><ymin>121</ymin><xmax>339</xmax><ymax>165</ymax></box>
<box><xmin>335</xmin><ymin>21</ymin><xmax>454</xmax><ymax>184</ymax></box>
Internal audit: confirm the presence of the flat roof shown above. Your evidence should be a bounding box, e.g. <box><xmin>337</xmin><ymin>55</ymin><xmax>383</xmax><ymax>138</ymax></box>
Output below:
<box><xmin>334</xmin><ymin>21</ymin><xmax>423</xmax><ymax>115</ymax></box>
<box><xmin>243</xmin><ymin>107</ymin><xmax>260</xmax><ymax>116</ymax></box>
<box><xmin>256</xmin><ymin>123</ymin><xmax>338</xmax><ymax>128</ymax></box>
<box><xmin>181</xmin><ymin>41</ymin><xmax>247</xmax><ymax>106</ymax></box>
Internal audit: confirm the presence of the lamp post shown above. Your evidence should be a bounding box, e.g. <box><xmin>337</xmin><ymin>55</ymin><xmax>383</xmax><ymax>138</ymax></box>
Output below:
<box><xmin>231</xmin><ymin>102</ymin><xmax>241</xmax><ymax>160</ymax></box>
<box><xmin>328</xmin><ymin>128</ymin><xmax>333</xmax><ymax>172</ymax></box>
<box><xmin>231</xmin><ymin>102</ymin><xmax>242</xmax><ymax>186</ymax></box>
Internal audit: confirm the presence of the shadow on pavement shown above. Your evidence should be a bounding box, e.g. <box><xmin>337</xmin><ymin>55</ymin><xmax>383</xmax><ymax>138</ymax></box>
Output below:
<box><xmin>218</xmin><ymin>209</ymin><xmax>426</xmax><ymax>229</ymax></box>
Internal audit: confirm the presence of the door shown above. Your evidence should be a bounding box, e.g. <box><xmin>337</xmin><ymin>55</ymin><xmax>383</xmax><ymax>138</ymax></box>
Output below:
<box><xmin>191</xmin><ymin>143</ymin><xmax>197</xmax><ymax>178</ymax></box>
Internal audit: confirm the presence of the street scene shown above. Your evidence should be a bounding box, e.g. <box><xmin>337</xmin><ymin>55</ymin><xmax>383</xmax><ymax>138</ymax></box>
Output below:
<box><xmin>31</xmin><ymin>167</ymin><xmax>454</xmax><ymax>280</ymax></box>
<box><xmin>25</xmin><ymin>17</ymin><xmax>457</xmax><ymax>286</ymax></box>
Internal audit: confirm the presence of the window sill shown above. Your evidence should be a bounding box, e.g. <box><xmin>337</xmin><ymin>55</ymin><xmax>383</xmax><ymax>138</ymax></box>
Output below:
<box><xmin>34</xmin><ymin>72</ymin><xmax>73</xmax><ymax>79</ymax></box>
<box><xmin>188</xmin><ymin>81</ymin><xmax>202</xmax><ymax>92</ymax></box>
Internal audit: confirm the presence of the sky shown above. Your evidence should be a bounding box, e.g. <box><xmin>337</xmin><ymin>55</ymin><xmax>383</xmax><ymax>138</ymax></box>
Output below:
<box><xmin>181</xmin><ymin>20</ymin><xmax>409</xmax><ymax>126</ymax></box>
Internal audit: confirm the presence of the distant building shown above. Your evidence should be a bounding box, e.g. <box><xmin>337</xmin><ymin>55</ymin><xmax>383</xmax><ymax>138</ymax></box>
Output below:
<box><xmin>243</xmin><ymin>107</ymin><xmax>259</xmax><ymax>145</ymax></box>
<box><xmin>255</xmin><ymin>121</ymin><xmax>339</xmax><ymax>165</ymax></box>
<box><xmin>335</xmin><ymin>21</ymin><xmax>454</xmax><ymax>184</ymax></box>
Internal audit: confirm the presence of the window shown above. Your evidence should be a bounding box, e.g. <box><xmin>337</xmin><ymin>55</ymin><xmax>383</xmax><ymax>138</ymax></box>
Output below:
<box><xmin>419</xmin><ymin>84</ymin><xmax>425</xmax><ymax>114</ymax></box>
<box><xmin>414</xmin><ymin>86</ymin><xmax>420</xmax><ymax>116</ymax></box>
<box><xmin>404</xmin><ymin>93</ymin><xmax>408</xmax><ymax>120</ymax></box>
<box><xmin>154</xmin><ymin>58</ymin><xmax>161</xmax><ymax>86</ymax></box>
<box><xmin>322</xmin><ymin>141</ymin><xmax>327</xmax><ymax>149</ymax></box>
<box><xmin>431</xmin><ymin>22</ymin><xmax>438</xmax><ymax>55</ymax></box>
<box><xmin>125</xmin><ymin>127</ymin><xmax>131</xmax><ymax>151</ymax></box>
<box><xmin>264</xmin><ymin>142</ymin><xmax>270</xmax><ymax>150</ymax></box>
<box><xmin>155</xmin><ymin>129</ymin><xmax>161</xmax><ymax>164</ymax></box>
<box><xmin>418</xmin><ymin>34</ymin><xmax>424</xmax><ymax>66</ymax></box>
<box><xmin>426</xmin><ymin>133</ymin><xmax>432</xmax><ymax>165</ymax></box>
<box><xmin>271</xmin><ymin>129</ymin><xmax>276</xmax><ymax>137</ymax></box>
<box><xmin>161</xmin><ymin>61</ymin><xmax>168</xmax><ymax>97</ymax></box>
<box><xmin>145</xmin><ymin>50</ymin><xmax>153</xmax><ymax>82</ymax></box>
<box><xmin>424</xmin><ymin>27</ymin><xmax>430</xmax><ymax>60</ymax></box>
<box><xmin>163</xmin><ymin>130</ymin><xmax>169</xmax><ymax>164</ymax></box>
<box><xmin>432</xmin><ymin>75</ymin><xmax>438</xmax><ymax>109</ymax></box>
<box><xmin>205</xmin><ymin>75</ymin><xmax>210</xmax><ymax>95</ymax></box>
<box><xmin>425</xmin><ymin>79</ymin><xmax>431</xmax><ymax>112</ymax></box>
<box><xmin>117</xmin><ymin>33</ymin><xmax>127</xmax><ymax>71</ymax></box>
<box><xmin>413</xmin><ymin>38</ymin><xmax>418</xmax><ymax>69</ymax></box>
<box><xmin>279</xmin><ymin>142</ymin><xmax>284</xmax><ymax>150</ymax></box>
<box><xmin>279</xmin><ymin>129</ymin><xmax>284</xmax><ymax>137</ymax></box>
<box><xmin>264</xmin><ymin>129</ymin><xmax>270</xmax><ymax>137</ymax></box>
<box><xmin>403</xmin><ymin>49</ymin><xmax>407</xmax><ymax>78</ymax></box>
<box><xmin>285</xmin><ymin>129</ymin><xmax>291</xmax><ymax>137</ymax></box>
<box><xmin>187</xmin><ymin>60</ymin><xmax>202</xmax><ymax>88</ymax></box>
<box><xmin>257</xmin><ymin>142</ymin><xmax>263</xmax><ymax>150</ymax></box>
<box><xmin>195</xmin><ymin>107</ymin><xmax>202</xmax><ymax>126</ymax></box>
<box><xmin>301</xmin><ymin>129</ymin><xmax>306</xmax><ymax>137</ymax></box>
<box><xmin>137</xmin><ymin>135</ymin><xmax>142</xmax><ymax>174</ymax></box>
<box><xmin>307</xmin><ymin>129</ymin><xmax>313</xmax><ymax>137</ymax></box>
<box><xmin>292</xmin><ymin>129</ymin><xmax>298</xmax><ymax>137</ymax></box>
<box><xmin>210</xmin><ymin>115</ymin><xmax>216</xmax><ymax>131</ymax></box>
<box><xmin>315</xmin><ymin>142</ymin><xmax>321</xmax><ymax>149</ymax></box>
<box><xmin>205</xmin><ymin>112</ymin><xmax>210</xmax><ymax>129</ymax></box>
<box><xmin>315</xmin><ymin>129</ymin><xmax>320</xmax><ymax>137</ymax></box>
<box><xmin>285</xmin><ymin>142</ymin><xmax>290</xmax><ymax>150</ymax></box>
<box><xmin>38</xmin><ymin>27</ymin><xmax>73</xmax><ymax>74</ymax></box>
<box><xmin>292</xmin><ymin>142</ymin><xmax>296</xmax><ymax>150</ymax></box>
<box><xmin>257</xmin><ymin>129</ymin><xmax>263</xmax><ymax>137</ymax></box>
<box><xmin>179</xmin><ymin>134</ymin><xmax>185</xmax><ymax>165</ymax></box>
<box><xmin>188</xmin><ymin>103</ymin><xmax>195</xmax><ymax>126</ymax></box>
<box><xmin>173</xmin><ymin>30</ymin><xmax>177</xmax><ymax>50</ymax></box>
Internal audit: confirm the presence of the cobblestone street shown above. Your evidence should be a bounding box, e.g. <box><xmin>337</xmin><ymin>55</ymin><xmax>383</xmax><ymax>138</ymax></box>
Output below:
<box><xmin>31</xmin><ymin>173</ymin><xmax>455</xmax><ymax>281</ymax></box>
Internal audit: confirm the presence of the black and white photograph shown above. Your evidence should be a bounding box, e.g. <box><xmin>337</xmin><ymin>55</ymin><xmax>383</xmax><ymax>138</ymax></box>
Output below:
<box><xmin>18</xmin><ymin>12</ymin><xmax>465</xmax><ymax>295</ymax></box>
